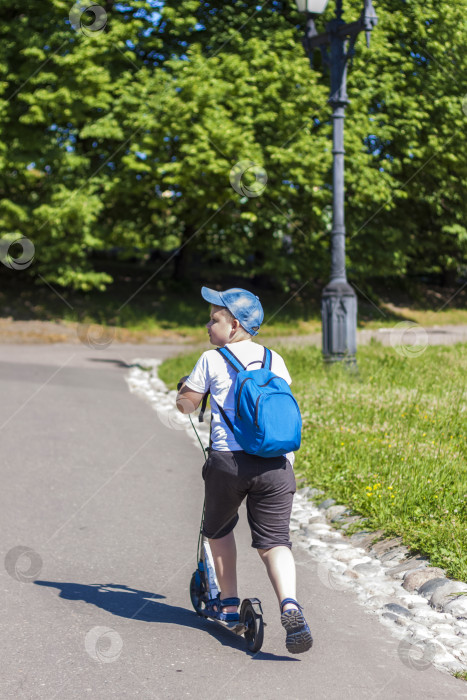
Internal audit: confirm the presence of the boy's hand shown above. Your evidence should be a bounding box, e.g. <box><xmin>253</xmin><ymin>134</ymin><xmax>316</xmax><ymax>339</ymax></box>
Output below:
<box><xmin>177</xmin><ymin>375</ymin><xmax>189</xmax><ymax>391</ymax></box>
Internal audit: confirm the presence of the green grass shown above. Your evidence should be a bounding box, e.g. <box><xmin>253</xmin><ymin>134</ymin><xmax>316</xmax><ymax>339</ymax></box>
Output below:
<box><xmin>159</xmin><ymin>341</ymin><xmax>467</xmax><ymax>581</ymax></box>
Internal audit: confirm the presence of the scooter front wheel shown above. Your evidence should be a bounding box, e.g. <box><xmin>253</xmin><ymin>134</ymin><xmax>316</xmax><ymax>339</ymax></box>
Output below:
<box><xmin>190</xmin><ymin>570</ymin><xmax>205</xmax><ymax>616</ymax></box>
<box><xmin>241</xmin><ymin>598</ymin><xmax>264</xmax><ymax>653</ymax></box>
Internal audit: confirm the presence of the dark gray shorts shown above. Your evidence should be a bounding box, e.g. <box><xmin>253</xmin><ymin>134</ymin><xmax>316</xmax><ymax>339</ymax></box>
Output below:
<box><xmin>202</xmin><ymin>449</ymin><xmax>296</xmax><ymax>549</ymax></box>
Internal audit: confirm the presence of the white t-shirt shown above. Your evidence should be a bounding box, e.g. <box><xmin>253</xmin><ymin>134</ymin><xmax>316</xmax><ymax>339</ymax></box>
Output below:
<box><xmin>185</xmin><ymin>339</ymin><xmax>295</xmax><ymax>465</ymax></box>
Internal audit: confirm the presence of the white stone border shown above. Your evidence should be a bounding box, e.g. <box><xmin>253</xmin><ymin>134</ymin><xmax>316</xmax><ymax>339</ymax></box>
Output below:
<box><xmin>291</xmin><ymin>490</ymin><xmax>467</xmax><ymax>675</ymax></box>
<box><xmin>125</xmin><ymin>359</ymin><xmax>467</xmax><ymax>677</ymax></box>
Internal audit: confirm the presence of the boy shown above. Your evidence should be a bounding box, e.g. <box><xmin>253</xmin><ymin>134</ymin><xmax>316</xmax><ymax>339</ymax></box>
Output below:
<box><xmin>176</xmin><ymin>286</ymin><xmax>312</xmax><ymax>654</ymax></box>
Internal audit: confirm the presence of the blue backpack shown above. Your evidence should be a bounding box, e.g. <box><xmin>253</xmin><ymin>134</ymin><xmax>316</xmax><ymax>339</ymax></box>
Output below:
<box><xmin>213</xmin><ymin>346</ymin><xmax>302</xmax><ymax>458</ymax></box>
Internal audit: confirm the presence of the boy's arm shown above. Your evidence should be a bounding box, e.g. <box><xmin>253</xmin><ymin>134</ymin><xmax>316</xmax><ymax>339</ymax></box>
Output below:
<box><xmin>176</xmin><ymin>352</ymin><xmax>210</xmax><ymax>414</ymax></box>
<box><xmin>176</xmin><ymin>378</ymin><xmax>205</xmax><ymax>414</ymax></box>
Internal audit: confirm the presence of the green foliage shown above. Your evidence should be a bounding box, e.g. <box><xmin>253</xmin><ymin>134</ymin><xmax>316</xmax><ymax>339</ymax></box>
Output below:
<box><xmin>0</xmin><ymin>0</ymin><xmax>466</xmax><ymax>289</ymax></box>
<box><xmin>343</xmin><ymin>0</ymin><xmax>467</xmax><ymax>279</ymax></box>
<box><xmin>0</xmin><ymin>0</ymin><xmax>156</xmax><ymax>289</ymax></box>
<box><xmin>159</xmin><ymin>340</ymin><xmax>467</xmax><ymax>580</ymax></box>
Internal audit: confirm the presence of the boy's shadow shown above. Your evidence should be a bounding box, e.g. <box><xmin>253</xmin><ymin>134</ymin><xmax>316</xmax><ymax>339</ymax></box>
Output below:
<box><xmin>34</xmin><ymin>580</ymin><xmax>296</xmax><ymax>661</ymax></box>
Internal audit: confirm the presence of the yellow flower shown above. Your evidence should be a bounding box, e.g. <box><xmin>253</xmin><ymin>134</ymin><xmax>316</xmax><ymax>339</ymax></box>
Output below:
<box><xmin>388</xmin><ymin>486</ymin><xmax>393</xmax><ymax>490</ymax></box>
<box><xmin>391</xmin><ymin>494</ymin><xmax>395</xmax><ymax>498</ymax></box>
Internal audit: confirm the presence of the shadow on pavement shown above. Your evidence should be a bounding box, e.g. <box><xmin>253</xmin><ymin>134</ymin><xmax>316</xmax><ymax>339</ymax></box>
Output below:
<box><xmin>88</xmin><ymin>359</ymin><xmax>153</xmax><ymax>370</ymax></box>
<box><xmin>34</xmin><ymin>580</ymin><xmax>297</xmax><ymax>660</ymax></box>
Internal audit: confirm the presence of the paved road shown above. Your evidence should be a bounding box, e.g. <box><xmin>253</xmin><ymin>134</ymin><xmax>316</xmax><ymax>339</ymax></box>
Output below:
<box><xmin>1</xmin><ymin>343</ymin><xmax>466</xmax><ymax>699</ymax></box>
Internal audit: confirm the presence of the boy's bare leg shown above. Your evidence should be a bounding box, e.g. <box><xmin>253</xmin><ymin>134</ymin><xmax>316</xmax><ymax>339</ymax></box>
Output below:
<box><xmin>258</xmin><ymin>546</ymin><xmax>299</xmax><ymax>611</ymax></box>
<box><xmin>208</xmin><ymin>531</ymin><xmax>238</xmax><ymax>612</ymax></box>
<box><xmin>260</xmin><ymin>545</ymin><xmax>313</xmax><ymax>653</ymax></box>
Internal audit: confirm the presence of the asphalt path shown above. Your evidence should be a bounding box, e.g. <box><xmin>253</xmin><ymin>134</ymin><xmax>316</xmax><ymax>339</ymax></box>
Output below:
<box><xmin>1</xmin><ymin>343</ymin><xmax>465</xmax><ymax>699</ymax></box>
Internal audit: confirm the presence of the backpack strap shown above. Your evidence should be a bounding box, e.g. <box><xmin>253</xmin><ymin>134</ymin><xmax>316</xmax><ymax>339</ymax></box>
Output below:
<box><xmin>262</xmin><ymin>347</ymin><xmax>272</xmax><ymax>370</ymax></box>
<box><xmin>197</xmin><ymin>390</ymin><xmax>213</xmax><ymax>453</ymax></box>
<box><xmin>198</xmin><ymin>390</ymin><xmax>210</xmax><ymax>423</ymax></box>
<box><xmin>216</xmin><ymin>347</ymin><xmax>246</xmax><ymax>373</ymax></box>
<box><xmin>214</xmin><ymin>345</ymin><xmax>270</xmax><ymax>438</ymax></box>
<box><xmin>215</xmin><ymin>400</ymin><xmax>235</xmax><ymax>434</ymax></box>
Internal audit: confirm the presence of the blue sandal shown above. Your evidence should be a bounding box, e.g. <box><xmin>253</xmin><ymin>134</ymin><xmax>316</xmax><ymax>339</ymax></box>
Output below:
<box><xmin>204</xmin><ymin>594</ymin><xmax>241</xmax><ymax>625</ymax></box>
<box><xmin>280</xmin><ymin>598</ymin><xmax>313</xmax><ymax>654</ymax></box>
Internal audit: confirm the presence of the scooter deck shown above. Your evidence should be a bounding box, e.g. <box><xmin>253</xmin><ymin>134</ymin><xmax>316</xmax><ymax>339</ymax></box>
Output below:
<box><xmin>200</xmin><ymin>610</ymin><xmax>247</xmax><ymax>635</ymax></box>
<box><xmin>214</xmin><ymin>619</ymin><xmax>247</xmax><ymax>635</ymax></box>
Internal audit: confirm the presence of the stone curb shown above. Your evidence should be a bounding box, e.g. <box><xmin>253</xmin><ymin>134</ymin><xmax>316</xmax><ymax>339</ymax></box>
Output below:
<box><xmin>292</xmin><ymin>487</ymin><xmax>467</xmax><ymax>676</ymax></box>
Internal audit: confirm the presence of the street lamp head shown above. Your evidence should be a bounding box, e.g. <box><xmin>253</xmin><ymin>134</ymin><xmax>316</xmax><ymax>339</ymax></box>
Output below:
<box><xmin>295</xmin><ymin>0</ymin><xmax>330</xmax><ymax>13</ymax></box>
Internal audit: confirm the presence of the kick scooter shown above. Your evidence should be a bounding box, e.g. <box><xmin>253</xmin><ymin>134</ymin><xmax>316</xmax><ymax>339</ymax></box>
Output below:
<box><xmin>189</xmin><ymin>520</ymin><xmax>265</xmax><ymax>652</ymax></box>
<box><xmin>182</xmin><ymin>384</ymin><xmax>265</xmax><ymax>652</ymax></box>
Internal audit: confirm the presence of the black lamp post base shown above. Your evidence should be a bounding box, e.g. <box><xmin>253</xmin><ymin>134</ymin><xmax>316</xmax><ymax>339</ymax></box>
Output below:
<box><xmin>321</xmin><ymin>281</ymin><xmax>357</xmax><ymax>364</ymax></box>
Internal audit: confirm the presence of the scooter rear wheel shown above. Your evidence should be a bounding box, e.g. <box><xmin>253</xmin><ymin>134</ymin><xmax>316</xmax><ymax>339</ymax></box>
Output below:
<box><xmin>241</xmin><ymin>599</ymin><xmax>264</xmax><ymax>653</ymax></box>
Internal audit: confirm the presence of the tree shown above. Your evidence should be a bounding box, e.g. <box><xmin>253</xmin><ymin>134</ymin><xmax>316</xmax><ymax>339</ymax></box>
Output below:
<box><xmin>107</xmin><ymin>35</ymin><xmax>333</xmax><ymax>288</ymax></box>
<box><xmin>335</xmin><ymin>0</ymin><xmax>467</xmax><ymax>281</ymax></box>
<box><xmin>0</xmin><ymin>0</ymin><xmax>156</xmax><ymax>289</ymax></box>
<box><xmin>1</xmin><ymin>0</ymin><xmax>466</xmax><ymax>292</ymax></box>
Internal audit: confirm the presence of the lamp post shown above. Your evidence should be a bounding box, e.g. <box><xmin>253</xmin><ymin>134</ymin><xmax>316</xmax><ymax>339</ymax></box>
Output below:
<box><xmin>295</xmin><ymin>0</ymin><xmax>377</xmax><ymax>364</ymax></box>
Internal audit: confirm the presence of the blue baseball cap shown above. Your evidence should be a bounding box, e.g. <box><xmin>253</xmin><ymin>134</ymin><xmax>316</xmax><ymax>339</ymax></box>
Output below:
<box><xmin>201</xmin><ymin>286</ymin><xmax>264</xmax><ymax>336</ymax></box>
